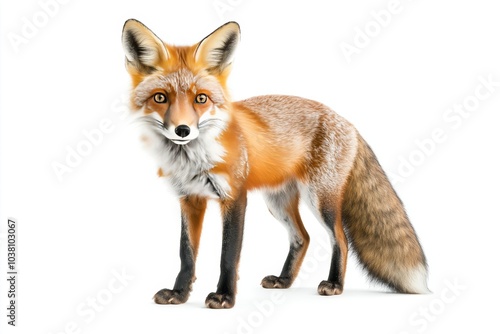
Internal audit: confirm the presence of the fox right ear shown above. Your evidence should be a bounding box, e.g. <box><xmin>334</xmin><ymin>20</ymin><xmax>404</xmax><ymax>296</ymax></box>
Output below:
<box><xmin>121</xmin><ymin>19</ymin><xmax>168</xmax><ymax>74</ymax></box>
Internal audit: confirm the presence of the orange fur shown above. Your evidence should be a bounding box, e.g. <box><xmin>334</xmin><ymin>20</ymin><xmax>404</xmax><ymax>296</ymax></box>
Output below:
<box><xmin>180</xmin><ymin>196</ymin><xmax>207</xmax><ymax>258</ymax></box>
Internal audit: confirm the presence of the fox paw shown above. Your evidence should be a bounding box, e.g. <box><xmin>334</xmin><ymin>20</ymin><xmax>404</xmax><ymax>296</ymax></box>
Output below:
<box><xmin>205</xmin><ymin>292</ymin><xmax>235</xmax><ymax>309</ymax></box>
<box><xmin>317</xmin><ymin>281</ymin><xmax>343</xmax><ymax>296</ymax></box>
<box><xmin>261</xmin><ymin>275</ymin><xmax>292</xmax><ymax>289</ymax></box>
<box><xmin>153</xmin><ymin>288</ymin><xmax>188</xmax><ymax>304</ymax></box>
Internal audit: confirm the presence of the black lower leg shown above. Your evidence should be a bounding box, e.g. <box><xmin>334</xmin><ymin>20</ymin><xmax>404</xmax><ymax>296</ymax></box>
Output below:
<box><xmin>262</xmin><ymin>241</ymin><xmax>305</xmax><ymax>288</ymax></box>
<box><xmin>154</xmin><ymin>218</ymin><xmax>195</xmax><ymax>304</ymax></box>
<box><xmin>317</xmin><ymin>207</ymin><xmax>345</xmax><ymax>296</ymax></box>
<box><xmin>318</xmin><ymin>244</ymin><xmax>344</xmax><ymax>295</ymax></box>
<box><xmin>328</xmin><ymin>244</ymin><xmax>343</xmax><ymax>284</ymax></box>
<box><xmin>173</xmin><ymin>224</ymin><xmax>196</xmax><ymax>291</ymax></box>
<box><xmin>206</xmin><ymin>192</ymin><xmax>247</xmax><ymax>309</ymax></box>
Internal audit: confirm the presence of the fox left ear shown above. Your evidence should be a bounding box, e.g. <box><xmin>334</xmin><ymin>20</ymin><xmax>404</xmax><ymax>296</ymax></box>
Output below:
<box><xmin>194</xmin><ymin>21</ymin><xmax>240</xmax><ymax>73</ymax></box>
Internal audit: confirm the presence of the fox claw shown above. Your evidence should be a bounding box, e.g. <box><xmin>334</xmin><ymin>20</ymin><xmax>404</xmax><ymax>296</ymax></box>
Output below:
<box><xmin>205</xmin><ymin>292</ymin><xmax>235</xmax><ymax>309</ymax></box>
<box><xmin>317</xmin><ymin>280</ymin><xmax>343</xmax><ymax>296</ymax></box>
<box><xmin>261</xmin><ymin>275</ymin><xmax>293</xmax><ymax>289</ymax></box>
<box><xmin>153</xmin><ymin>288</ymin><xmax>188</xmax><ymax>304</ymax></box>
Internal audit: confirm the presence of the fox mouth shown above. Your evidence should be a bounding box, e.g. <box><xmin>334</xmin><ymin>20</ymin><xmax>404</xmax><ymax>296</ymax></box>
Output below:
<box><xmin>171</xmin><ymin>139</ymin><xmax>191</xmax><ymax>145</ymax></box>
<box><xmin>140</xmin><ymin>118</ymin><xmax>197</xmax><ymax>145</ymax></box>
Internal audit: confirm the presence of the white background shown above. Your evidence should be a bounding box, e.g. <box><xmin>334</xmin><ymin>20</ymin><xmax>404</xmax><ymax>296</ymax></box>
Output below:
<box><xmin>1</xmin><ymin>0</ymin><xmax>499</xmax><ymax>333</ymax></box>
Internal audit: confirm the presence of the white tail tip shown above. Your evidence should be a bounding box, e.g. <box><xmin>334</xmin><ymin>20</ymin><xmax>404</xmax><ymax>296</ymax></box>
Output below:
<box><xmin>404</xmin><ymin>264</ymin><xmax>430</xmax><ymax>294</ymax></box>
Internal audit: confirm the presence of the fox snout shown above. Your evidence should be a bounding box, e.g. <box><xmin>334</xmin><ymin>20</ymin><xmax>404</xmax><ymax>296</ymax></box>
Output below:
<box><xmin>162</xmin><ymin>120</ymin><xmax>200</xmax><ymax>145</ymax></box>
<box><xmin>160</xmin><ymin>98</ymin><xmax>202</xmax><ymax>145</ymax></box>
<box><xmin>174</xmin><ymin>125</ymin><xmax>191</xmax><ymax>138</ymax></box>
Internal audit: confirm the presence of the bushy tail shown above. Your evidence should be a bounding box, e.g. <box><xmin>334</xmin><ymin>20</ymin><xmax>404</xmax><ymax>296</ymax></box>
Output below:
<box><xmin>342</xmin><ymin>134</ymin><xmax>429</xmax><ymax>293</ymax></box>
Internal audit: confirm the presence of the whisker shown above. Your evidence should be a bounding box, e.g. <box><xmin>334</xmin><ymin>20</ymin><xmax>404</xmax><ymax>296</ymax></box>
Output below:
<box><xmin>199</xmin><ymin>119</ymin><xmax>226</xmax><ymax>130</ymax></box>
<box><xmin>138</xmin><ymin>116</ymin><xmax>164</xmax><ymax>129</ymax></box>
<box><xmin>136</xmin><ymin>116</ymin><xmax>170</xmax><ymax>138</ymax></box>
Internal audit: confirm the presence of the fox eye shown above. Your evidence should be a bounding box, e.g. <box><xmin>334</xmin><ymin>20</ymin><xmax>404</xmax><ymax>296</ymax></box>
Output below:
<box><xmin>153</xmin><ymin>93</ymin><xmax>167</xmax><ymax>104</ymax></box>
<box><xmin>195</xmin><ymin>93</ymin><xmax>208</xmax><ymax>104</ymax></box>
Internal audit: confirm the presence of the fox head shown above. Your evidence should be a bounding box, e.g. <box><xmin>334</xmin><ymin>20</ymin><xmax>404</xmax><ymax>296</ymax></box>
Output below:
<box><xmin>122</xmin><ymin>19</ymin><xmax>240</xmax><ymax>145</ymax></box>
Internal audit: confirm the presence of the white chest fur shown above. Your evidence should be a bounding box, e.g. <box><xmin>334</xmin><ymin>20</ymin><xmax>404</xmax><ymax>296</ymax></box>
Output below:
<box><xmin>148</xmin><ymin>128</ymin><xmax>231</xmax><ymax>199</ymax></box>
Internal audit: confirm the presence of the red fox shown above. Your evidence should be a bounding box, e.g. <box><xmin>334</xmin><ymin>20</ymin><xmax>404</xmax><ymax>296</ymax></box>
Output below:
<box><xmin>121</xmin><ymin>19</ymin><xmax>429</xmax><ymax>309</ymax></box>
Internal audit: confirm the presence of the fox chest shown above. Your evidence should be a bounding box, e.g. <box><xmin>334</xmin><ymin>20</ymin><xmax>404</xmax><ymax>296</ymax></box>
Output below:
<box><xmin>165</xmin><ymin>167</ymin><xmax>230</xmax><ymax>199</ymax></box>
<box><xmin>154</xmin><ymin>139</ymin><xmax>231</xmax><ymax>199</ymax></box>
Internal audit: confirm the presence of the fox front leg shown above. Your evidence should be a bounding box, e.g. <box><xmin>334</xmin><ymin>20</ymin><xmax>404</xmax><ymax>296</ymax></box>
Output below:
<box><xmin>154</xmin><ymin>196</ymin><xmax>206</xmax><ymax>304</ymax></box>
<box><xmin>205</xmin><ymin>191</ymin><xmax>247</xmax><ymax>309</ymax></box>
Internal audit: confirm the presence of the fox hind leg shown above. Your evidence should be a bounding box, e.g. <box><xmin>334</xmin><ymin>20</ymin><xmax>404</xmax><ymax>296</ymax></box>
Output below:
<box><xmin>302</xmin><ymin>186</ymin><xmax>348</xmax><ymax>295</ymax></box>
<box><xmin>261</xmin><ymin>182</ymin><xmax>310</xmax><ymax>289</ymax></box>
<box><xmin>317</xmin><ymin>202</ymin><xmax>348</xmax><ymax>296</ymax></box>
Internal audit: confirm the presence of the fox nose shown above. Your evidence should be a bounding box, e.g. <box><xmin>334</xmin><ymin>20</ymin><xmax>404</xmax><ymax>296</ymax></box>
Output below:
<box><xmin>174</xmin><ymin>125</ymin><xmax>191</xmax><ymax>138</ymax></box>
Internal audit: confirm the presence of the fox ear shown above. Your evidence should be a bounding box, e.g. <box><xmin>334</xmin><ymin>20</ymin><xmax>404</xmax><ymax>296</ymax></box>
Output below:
<box><xmin>194</xmin><ymin>21</ymin><xmax>240</xmax><ymax>73</ymax></box>
<box><xmin>122</xmin><ymin>19</ymin><xmax>168</xmax><ymax>74</ymax></box>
